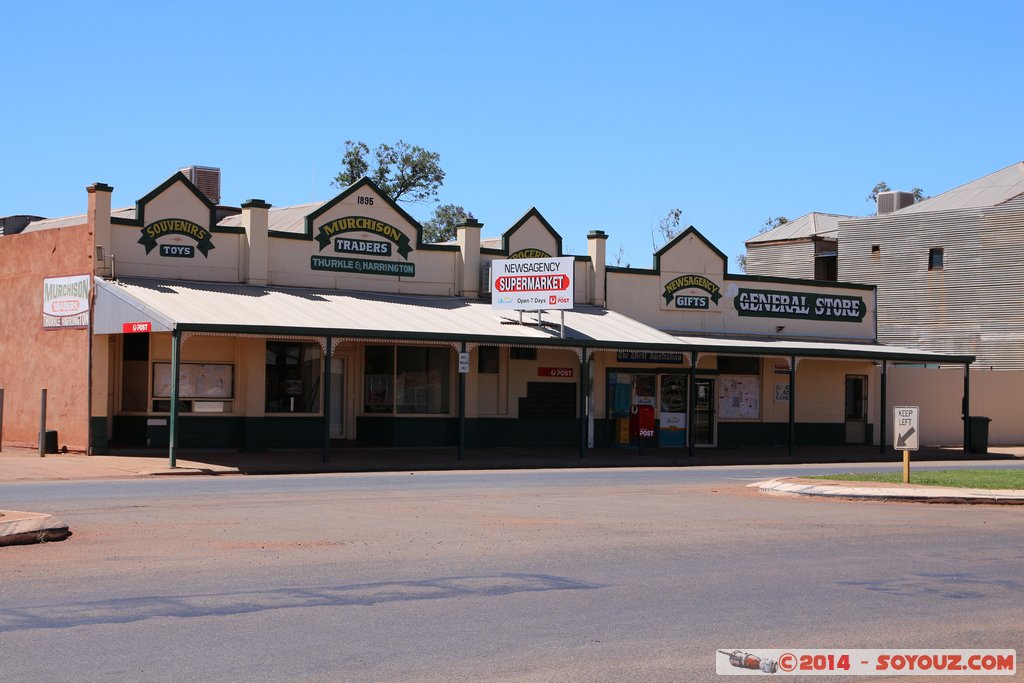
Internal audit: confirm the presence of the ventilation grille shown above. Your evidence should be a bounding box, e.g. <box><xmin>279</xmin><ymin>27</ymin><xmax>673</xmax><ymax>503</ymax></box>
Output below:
<box><xmin>877</xmin><ymin>191</ymin><xmax>915</xmax><ymax>215</ymax></box>
<box><xmin>180</xmin><ymin>165</ymin><xmax>221</xmax><ymax>205</ymax></box>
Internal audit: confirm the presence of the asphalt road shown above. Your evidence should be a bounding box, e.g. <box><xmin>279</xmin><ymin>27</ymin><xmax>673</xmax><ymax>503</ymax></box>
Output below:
<box><xmin>2</xmin><ymin>464</ymin><xmax>1022</xmax><ymax>682</ymax></box>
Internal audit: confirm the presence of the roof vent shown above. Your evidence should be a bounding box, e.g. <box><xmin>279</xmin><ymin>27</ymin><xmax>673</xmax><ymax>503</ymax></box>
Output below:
<box><xmin>179</xmin><ymin>165</ymin><xmax>221</xmax><ymax>205</ymax></box>
<box><xmin>0</xmin><ymin>215</ymin><xmax>45</xmax><ymax>236</ymax></box>
<box><xmin>876</xmin><ymin>191</ymin><xmax>915</xmax><ymax>215</ymax></box>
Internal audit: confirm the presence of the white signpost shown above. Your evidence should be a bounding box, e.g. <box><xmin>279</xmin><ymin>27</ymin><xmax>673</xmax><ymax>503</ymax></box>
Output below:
<box><xmin>893</xmin><ymin>405</ymin><xmax>919</xmax><ymax>483</ymax></box>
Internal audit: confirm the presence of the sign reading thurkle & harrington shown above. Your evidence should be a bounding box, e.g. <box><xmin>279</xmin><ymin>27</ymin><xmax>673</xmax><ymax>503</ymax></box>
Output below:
<box><xmin>662</xmin><ymin>275</ymin><xmax>722</xmax><ymax>310</ymax></box>
<box><xmin>312</xmin><ymin>216</ymin><xmax>415</xmax><ymax>277</ymax></box>
<box><xmin>139</xmin><ymin>219</ymin><xmax>214</xmax><ymax>258</ymax></box>
<box><xmin>43</xmin><ymin>274</ymin><xmax>91</xmax><ymax>329</ymax></box>
<box><xmin>734</xmin><ymin>288</ymin><xmax>866</xmax><ymax>322</ymax></box>
<box><xmin>491</xmin><ymin>257</ymin><xmax>574</xmax><ymax>311</ymax></box>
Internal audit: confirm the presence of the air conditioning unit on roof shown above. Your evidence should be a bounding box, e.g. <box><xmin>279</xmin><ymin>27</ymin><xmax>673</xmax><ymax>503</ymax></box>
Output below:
<box><xmin>876</xmin><ymin>191</ymin><xmax>915</xmax><ymax>215</ymax></box>
<box><xmin>179</xmin><ymin>165</ymin><xmax>221</xmax><ymax>205</ymax></box>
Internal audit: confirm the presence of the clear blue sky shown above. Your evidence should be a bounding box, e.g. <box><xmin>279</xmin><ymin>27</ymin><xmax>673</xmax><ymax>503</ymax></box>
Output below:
<box><xmin>3</xmin><ymin>1</ymin><xmax>1021</xmax><ymax>270</ymax></box>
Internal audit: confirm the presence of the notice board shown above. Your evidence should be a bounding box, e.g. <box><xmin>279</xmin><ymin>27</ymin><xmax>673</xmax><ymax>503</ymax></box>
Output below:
<box><xmin>153</xmin><ymin>362</ymin><xmax>234</xmax><ymax>399</ymax></box>
<box><xmin>718</xmin><ymin>375</ymin><xmax>760</xmax><ymax>419</ymax></box>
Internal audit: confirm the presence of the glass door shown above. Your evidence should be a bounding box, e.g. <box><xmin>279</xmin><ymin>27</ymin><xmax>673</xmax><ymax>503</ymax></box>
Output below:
<box><xmin>693</xmin><ymin>379</ymin><xmax>716</xmax><ymax>446</ymax></box>
<box><xmin>845</xmin><ymin>375</ymin><xmax>868</xmax><ymax>444</ymax></box>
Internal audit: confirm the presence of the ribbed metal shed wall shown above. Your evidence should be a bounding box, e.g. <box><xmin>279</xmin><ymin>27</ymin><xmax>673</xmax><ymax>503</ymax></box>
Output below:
<box><xmin>837</xmin><ymin>196</ymin><xmax>1024</xmax><ymax>369</ymax></box>
<box><xmin>744</xmin><ymin>240</ymin><xmax>816</xmax><ymax>279</ymax></box>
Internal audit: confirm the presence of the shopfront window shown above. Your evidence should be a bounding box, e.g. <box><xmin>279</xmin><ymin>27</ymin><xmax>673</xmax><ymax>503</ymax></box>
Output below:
<box><xmin>364</xmin><ymin>345</ymin><xmax>451</xmax><ymax>414</ymax></box>
<box><xmin>265</xmin><ymin>342</ymin><xmax>322</xmax><ymax>413</ymax></box>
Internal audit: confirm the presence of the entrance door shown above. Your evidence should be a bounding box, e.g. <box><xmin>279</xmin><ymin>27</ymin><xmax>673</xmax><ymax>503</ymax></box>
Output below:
<box><xmin>329</xmin><ymin>357</ymin><xmax>345</xmax><ymax>439</ymax></box>
<box><xmin>845</xmin><ymin>375</ymin><xmax>868</xmax><ymax>444</ymax></box>
<box><xmin>693</xmin><ymin>379</ymin><xmax>716</xmax><ymax>446</ymax></box>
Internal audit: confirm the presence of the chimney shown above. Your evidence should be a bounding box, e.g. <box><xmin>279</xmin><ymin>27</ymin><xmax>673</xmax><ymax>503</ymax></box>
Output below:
<box><xmin>241</xmin><ymin>199</ymin><xmax>271</xmax><ymax>286</ymax></box>
<box><xmin>457</xmin><ymin>217</ymin><xmax>483</xmax><ymax>297</ymax></box>
<box><xmin>87</xmin><ymin>183</ymin><xmax>114</xmax><ymax>277</ymax></box>
<box><xmin>180</xmin><ymin>165</ymin><xmax>221</xmax><ymax>205</ymax></box>
<box><xmin>876</xmin><ymin>191</ymin><xmax>915</xmax><ymax>215</ymax></box>
<box><xmin>587</xmin><ymin>229</ymin><xmax>608</xmax><ymax>306</ymax></box>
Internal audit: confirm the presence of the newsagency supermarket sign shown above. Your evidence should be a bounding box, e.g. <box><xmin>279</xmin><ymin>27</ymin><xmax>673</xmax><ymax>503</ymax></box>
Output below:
<box><xmin>491</xmin><ymin>257</ymin><xmax>574</xmax><ymax>311</ymax></box>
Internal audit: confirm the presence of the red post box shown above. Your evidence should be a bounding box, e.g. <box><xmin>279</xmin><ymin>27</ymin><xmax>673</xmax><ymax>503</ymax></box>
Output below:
<box><xmin>629</xmin><ymin>404</ymin><xmax>656</xmax><ymax>440</ymax></box>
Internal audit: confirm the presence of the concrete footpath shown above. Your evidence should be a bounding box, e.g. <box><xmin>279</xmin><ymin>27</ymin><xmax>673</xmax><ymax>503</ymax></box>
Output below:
<box><xmin>2</xmin><ymin>444</ymin><xmax>1024</xmax><ymax>544</ymax></box>
<box><xmin>751</xmin><ymin>476</ymin><xmax>1024</xmax><ymax>505</ymax></box>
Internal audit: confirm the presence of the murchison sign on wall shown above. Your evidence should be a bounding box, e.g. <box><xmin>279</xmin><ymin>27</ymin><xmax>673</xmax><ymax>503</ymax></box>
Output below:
<box><xmin>491</xmin><ymin>257</ymin><xmax>574</xmax><ymax>311</ymax></box>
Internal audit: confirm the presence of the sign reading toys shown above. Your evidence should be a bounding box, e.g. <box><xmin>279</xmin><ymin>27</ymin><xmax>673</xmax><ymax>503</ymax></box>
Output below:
<box><xmin>734</xmin><ymin>288</ymin><xmax>866</xmax><ymax>322</ymax></box>
<box><xmin>139</xmin><ymin>219</ymin><xmax>215</xmax><ymax>258</ymax></box>
<box><xmin>43</xmin><ymin>274</ymin><xmax>91</xmax><ymax>329</ymax></box>
<box><xmin>311</xmin><ymin>216</ymin><xmax>415</xmax><ymax>277</ymax></box>
<box><xmin>662</xmin><ymin>275</ymin><xmax>722</xmax><ymax>310</ymax></box>
<box><xmin>491</xmin><ymin>257</ymin><xmax>575</xmax><ymax>311</ymax></box>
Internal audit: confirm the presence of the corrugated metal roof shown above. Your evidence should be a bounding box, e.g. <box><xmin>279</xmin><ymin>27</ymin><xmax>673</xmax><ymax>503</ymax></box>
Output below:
<box><xmin>21</xmin><ymin>208</ymin><xmax>135</xmax><ymax>232</ymax></box>
<box><xmin>893</xmin><ymin>162</ymin><xmax>1024</xmax><ymax>215</ymax></box>
<box><xmin>95</xmin><ymin>278</ymin><xmax>686</xmax><ymax>349</ymax></box>
<box><xmin>218</xmin><ymin>202</ymin><xmax>323</xmax><ymax>233</ymax></box>
<box><xmin>93</xmin><ymin>278</ymin><xmax>974</xmax><ymax>363</ymax></box>
<box><xmin>745</xmin><ymin>213</ymin><xmax>851</xmax><ymax>245</ymax></box>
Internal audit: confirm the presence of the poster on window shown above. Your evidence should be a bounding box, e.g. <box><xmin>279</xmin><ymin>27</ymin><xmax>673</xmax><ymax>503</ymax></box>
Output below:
<box><xmin>153</xmin><ymin>363</ymin><xmax>234</xmax><ymax>399</ymax></box>
<box><xmin>718</xmin><ymin>375</ymin><xmax>760</xmax><ymax>419</ymax></box>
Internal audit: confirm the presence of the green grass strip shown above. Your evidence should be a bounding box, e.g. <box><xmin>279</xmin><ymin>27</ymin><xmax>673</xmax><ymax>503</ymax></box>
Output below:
<box><xmin>816</xmin><ymin>469</ymin><xmax>1024</xmax><ymax>490</ymax></box>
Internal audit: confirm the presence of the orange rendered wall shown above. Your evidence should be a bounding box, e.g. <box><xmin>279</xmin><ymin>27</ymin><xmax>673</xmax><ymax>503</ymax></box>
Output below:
<box><xmin>0</xmin><ymin>224</ymin><xmax>93</xmax><ymax>450</ymax></box>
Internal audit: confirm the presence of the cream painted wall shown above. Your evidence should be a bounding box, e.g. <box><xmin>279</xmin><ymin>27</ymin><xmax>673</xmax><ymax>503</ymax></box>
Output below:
<box><xmin>268</xmin><ymin>185</ymin><xmax>458</xmax><ymax>295</ymax></box>
<box><xmin>605</xmin><ymin>229</ymin><xmax>876</xmax><ymax>340</ymax></box>
<box><xmin>505</xmin><ymin>216</ymin><xmax>559</xmax><ymax>258</ymax></box>
<box><xmin>506</xmin><ymin>347</ymin><xmax>581</xmax><ymax>419</ymax></box>
<box><xmin>887</xmin><ymin>366</ymin><xmax>1024</xmax><ymax>446</ymax></box>
<box><xmin>110</xmin><ymin>181</ymin><xmax>243</xmax><ymax>282</ymax></box>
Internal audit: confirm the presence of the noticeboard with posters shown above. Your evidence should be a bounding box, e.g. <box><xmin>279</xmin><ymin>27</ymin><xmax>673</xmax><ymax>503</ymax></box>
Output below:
<box><xmin>718</xmin><ymin>375</ymin><xmax>760</xmax><ymax>419</ymax></box>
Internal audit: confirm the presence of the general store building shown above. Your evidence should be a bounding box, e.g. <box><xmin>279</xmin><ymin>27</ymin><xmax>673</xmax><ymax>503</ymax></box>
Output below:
<box><xmin>0</xmin><ymin>169</ymin><xmax>973</xmax><ymax>461</ymax></box>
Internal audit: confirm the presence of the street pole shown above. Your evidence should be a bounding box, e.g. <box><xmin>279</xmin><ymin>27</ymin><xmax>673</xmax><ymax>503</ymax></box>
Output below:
<box><xmin>902</xmin><ymin>449</ymin><xmax>910</xmax><ymax>484</ymax></box>
<box><xmin>39</xmin><ymin>388</ymin><xmax>47</xmax><ymax>457</ymax></box>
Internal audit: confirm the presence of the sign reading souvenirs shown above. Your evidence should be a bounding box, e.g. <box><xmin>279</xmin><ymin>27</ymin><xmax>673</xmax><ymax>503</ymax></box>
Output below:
<box><xmin>43</xmin><ymin>274</ymin><xmax>91</xmax><ymax>329</ymax></box>
<box><xmin>509</xmin><ymin>248</ymin><xmax>551</xmax><ymax>259</ymax></box>
<box><xmin>734</xmin><ymin>288</ymin><xmax>866</xmax><ymax>322</ymax></box>
<box><xmin>310</xmin><ymin>255</ymin><xmax>415</xmax><ymax>277</ymax></box>
<box><xmin>662</xmin><ymin>275</ymin><xmax>722</xmax><ymax>309</ymax></box>
<box><xmin>315</xmin><ymin>216</ymin><xmax>412</xmax><ymax>259</ymax></box>
<box><xmin>491</xmin><ymin>257</ymin><xmax>574</xmax><ymax>311</ymax></box>
<box><xmin>139</xmin><ymin>219</ymin><xmax>214</xmax><ymax>257</ymax></box>
<box><xmin>616</xmin><ymin>350</ymin><xmax>684</xmax><ymax>364</ymax></box>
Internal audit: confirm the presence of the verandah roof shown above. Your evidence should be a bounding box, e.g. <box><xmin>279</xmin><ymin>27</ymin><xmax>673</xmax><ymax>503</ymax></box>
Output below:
<box><xmin>94</xmin><ymin>277</ymin><xmax>974</xmax><ymax>364</ymax></box>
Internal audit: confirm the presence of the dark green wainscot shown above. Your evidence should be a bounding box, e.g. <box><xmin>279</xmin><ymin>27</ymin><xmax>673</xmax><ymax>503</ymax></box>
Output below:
<box><xmin>717</xmin><ymin>422</ymin><xmax>874</xmax><ymax>447</ymax></box>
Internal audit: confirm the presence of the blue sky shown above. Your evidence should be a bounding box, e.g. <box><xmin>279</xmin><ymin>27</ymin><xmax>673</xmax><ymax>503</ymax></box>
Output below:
<box><xmin>3</xmin><ymin>1</ymin><xmax>1021</xmax><ymax>270</ymax></box>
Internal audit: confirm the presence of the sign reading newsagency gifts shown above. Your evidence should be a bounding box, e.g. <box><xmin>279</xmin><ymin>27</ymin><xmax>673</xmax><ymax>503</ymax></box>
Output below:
<box><xmin>491</xmin><ymin>257</ymin><xmax>574</xmax><ymax>311</ymax></box>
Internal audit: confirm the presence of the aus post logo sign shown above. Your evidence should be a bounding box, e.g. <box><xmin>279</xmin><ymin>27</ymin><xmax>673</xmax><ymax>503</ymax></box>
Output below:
<box><xmin>491</xmin><ymin>256</ymin><xmax>575</xmax><ymax>311</ymax></box>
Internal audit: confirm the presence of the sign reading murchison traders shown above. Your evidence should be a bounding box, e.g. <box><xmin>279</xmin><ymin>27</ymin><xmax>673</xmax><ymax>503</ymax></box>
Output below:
<box><xmin>43</xmin><ymin>274</ymin><xmax>91</xmax><ymax>329</ymax></box>
<box><xmin>139</xmin><ymin>219</ymin><xmax>215</xmax><ymax>258</ymax></box>
<box><xmin>492</xmin><ymin>257</ymin><xmax>575</xmax><ymax>311</ymax></box>
<box><xmin>311</xmin><ymin>216</ymin><xmax>415</xmax><ymax>277</ymax></box>
<box><xmin>734</xmin><ymin>288</ymin><xmax>866</xmax><ymax>322</ymax></box>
